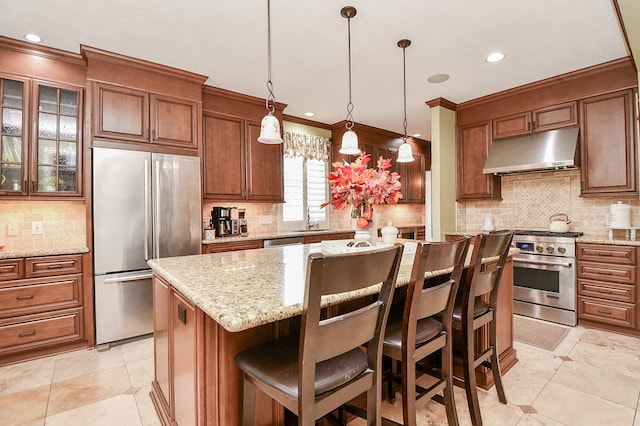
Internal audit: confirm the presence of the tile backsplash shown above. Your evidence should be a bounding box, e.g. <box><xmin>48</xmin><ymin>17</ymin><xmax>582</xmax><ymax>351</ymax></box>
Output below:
<box><xmin>202</xmin><ymin>202</ymin><xmax>425</xmax><ymax>235</ymax></box>
<box><xmin>457</xmin><ymin>169</ymin><xmax>640</xmax><ymax>238</ymax></box>
<box><xmin>0</xmin><ymin>200</ymin><xmax>87</xmax><ymax>252</ymax></box>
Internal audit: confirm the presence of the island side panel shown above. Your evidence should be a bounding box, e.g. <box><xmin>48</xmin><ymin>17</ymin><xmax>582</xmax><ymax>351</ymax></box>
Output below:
<box><xmin>203</xmin><ymin>313</ymin><xmax>286</xmax><ymax>426</ymax></box>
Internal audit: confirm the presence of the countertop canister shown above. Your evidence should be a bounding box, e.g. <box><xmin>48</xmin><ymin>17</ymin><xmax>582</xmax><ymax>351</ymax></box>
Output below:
<box><xmin>609</xmin><ymin>201</ymin><xmax>631</xmax><ymax>228</ymax></box>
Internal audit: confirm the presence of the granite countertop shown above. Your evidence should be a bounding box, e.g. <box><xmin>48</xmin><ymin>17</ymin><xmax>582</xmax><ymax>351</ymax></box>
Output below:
<box><xmin>0</xmin><ymin>247</ymin><xmax>89</xmax><ymax>259</ymax></box>
<box><xmin>149</xmin><ymin>241</ymin><xmax>519</xmax><ymax>333</ymax></box>
<box><xmin>203</xmin><ymin>224</ymin><xmax>423</xmax><ymax>244</ymax></box>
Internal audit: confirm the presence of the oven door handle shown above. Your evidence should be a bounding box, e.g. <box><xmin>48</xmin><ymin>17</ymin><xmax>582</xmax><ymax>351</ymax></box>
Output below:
<box><xmin>514</xmin><ymin>258</ymin><xmax>573</xmax><ymax>268</ymax></box>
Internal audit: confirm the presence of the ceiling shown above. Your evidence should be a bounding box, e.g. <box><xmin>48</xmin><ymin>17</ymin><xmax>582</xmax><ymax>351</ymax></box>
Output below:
<box><xmin>0</xmin><ymin>0</ymin><xmax>634</xmax><ymax>140</ymax></box>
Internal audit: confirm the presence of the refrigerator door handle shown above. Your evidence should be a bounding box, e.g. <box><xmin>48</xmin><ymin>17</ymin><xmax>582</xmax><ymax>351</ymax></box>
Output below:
<box><xmin>144</xmin><ymin>159</ymin><xmax>151</xmax><ymax>261</ymax></box>
<box><xmin>153</xmin><ymin>159</ymin><xmax>161</xmax><ymax>259</ymax></box>
<box><xmin>103</xmin><ymin>273</ymin><xmax>154</xmax><ymax>284</ymax></box>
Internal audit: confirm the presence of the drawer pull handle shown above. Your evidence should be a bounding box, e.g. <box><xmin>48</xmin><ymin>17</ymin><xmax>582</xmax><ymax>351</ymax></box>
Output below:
<box><xmin>597</xmin><ymin>289</ymin><xmax>613</xmax><ymax>294</ymax></box>
<box><xmin>16</xmin><ymin>294</ymin><xmax>34</xmax><ymax>300</ymax></box>
<box><xmin>46</xmin><ymin>264</ymin><xmax>64</xmax><ymax>269</ymax></box>
<box><xmin>598</xmin><ymin>271</ymin><xmax>612</xmax><ymax>275</ymax></box>
<box><xmin>597</xmin><ymin>309</ymin><xmax>613</xmax><ymax>315</ymax></box>
<box><xmin>19</xmin><ymin>330</ymin><xmax>36</xmax><ymax>337</ymax></box>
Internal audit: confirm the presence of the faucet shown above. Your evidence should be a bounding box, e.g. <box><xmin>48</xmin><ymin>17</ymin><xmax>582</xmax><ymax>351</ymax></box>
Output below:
<box><xmin>306</xmin><ymin>208</ymin><xmax>318</xmax><ymax>230</ymax></box>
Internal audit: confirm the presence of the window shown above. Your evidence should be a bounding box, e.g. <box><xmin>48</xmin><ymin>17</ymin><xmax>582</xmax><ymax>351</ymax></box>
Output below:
<box><xmin>282</xmin><ymin>156</ymin><xmax>328</xmax><ymax>230</ymax></box>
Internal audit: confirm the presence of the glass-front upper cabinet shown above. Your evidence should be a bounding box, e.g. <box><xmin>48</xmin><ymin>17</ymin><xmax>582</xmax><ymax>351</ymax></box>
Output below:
<box><xmin>1</xmin><ymin>77</ymin><xmax>27</xmax><ymax>193</ymax></box>
<box><xmin>35</xmin><ymin>84</ymin><xmax>81</xmax><ymax>194</ymax></box>
<box><xmin>0</xmin><ymin>77</ymin><xmax>82</xmax><ymax>197</ymax></box>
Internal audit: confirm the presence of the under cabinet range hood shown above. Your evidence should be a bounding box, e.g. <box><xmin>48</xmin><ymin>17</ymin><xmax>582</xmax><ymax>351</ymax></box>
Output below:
<box><xmin>483</xmin><ymin>127</ymin><xmax>579</xmax><ymax>175</ymax></box>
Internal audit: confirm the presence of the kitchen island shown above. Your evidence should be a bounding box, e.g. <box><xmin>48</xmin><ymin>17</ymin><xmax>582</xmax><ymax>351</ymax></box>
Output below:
<box><xmin>148</xmin><ymin>241</ymin><xmax>518</xmax><ymax>425</ymax></box>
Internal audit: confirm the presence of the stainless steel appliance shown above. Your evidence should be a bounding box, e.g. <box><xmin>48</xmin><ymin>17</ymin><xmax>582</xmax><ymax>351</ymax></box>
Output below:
<box><xmin>212</xmin><ymin>206</ymin><xmax>240</xmax><ymax>237</ymax></box>
<box><xmin>93</xmin><ymin>147</ymin><xmax>201</xmax><ymax>347</ymax></box>
<box><xmin>512</xmin><ymin>230</ymin><xmax>583</xmax><ymax>326</ymax></box>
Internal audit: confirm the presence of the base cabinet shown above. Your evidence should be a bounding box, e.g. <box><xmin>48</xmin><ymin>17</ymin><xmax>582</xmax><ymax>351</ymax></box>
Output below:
<box><xmin>0</xmin><ymin>253</ymin><xmax>88</xmax><ymax>366</ymax></box>
<box><xmin>577</xmin><ymin>243</ymin><xmax>639</xmax><ymax>334</ymax></box>
<box><xmin>151</xmin><ymin>275</ymin><xmax>283</xmax><ymax>425</ymax></box>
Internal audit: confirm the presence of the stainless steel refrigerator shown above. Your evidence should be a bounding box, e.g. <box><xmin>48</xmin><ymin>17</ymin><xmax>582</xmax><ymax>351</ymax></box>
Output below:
<box><xmin>93</xmin><ymin>147</ymin><xmax>201</xmax><ymax>347</ymax></box>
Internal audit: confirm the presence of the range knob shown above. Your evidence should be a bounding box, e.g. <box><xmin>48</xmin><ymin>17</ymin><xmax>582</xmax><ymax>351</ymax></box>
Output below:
<box><xmin>536</xmin><ymin>245</ymin><xmax>544</xmax><ymax>253</ymax></box>
<box><xmin>546</xmin><ymin>246</ymin><xmax>555</xmax><ymax>254</ymax></box>
<box><xmin>557</xmin><ymin>246</ymin><xmax>567</xmax><ymax>254</ymax></box>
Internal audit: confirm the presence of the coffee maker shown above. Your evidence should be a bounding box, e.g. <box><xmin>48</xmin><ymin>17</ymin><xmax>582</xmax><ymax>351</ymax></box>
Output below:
<box><xmin>211</xmin><ymin>207</ymin><xmax>240</xmax><ymax>237</ymax></box>
<box><xmin>238</xmin><ymin>209</ymin><xmax>248</xmax><ymax>236</ymax></box>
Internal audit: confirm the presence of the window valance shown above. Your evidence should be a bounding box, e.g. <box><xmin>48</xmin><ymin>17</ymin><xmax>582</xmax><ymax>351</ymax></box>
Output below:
<box><xmin>283</xmin><ymin>131</ymin><xmax>331</xmax><ymax>162</ymax></box>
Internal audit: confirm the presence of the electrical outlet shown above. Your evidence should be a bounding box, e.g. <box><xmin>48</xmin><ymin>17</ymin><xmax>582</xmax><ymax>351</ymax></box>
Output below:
<box><xmin>7</xmin><ymin>223</ymin><xmax>18</xmax><ymax>236</ymax></box>
<box><xmin>32</xmin><ymin>221</ymin><xmax>43</xmax><ymax>235</ymax></box>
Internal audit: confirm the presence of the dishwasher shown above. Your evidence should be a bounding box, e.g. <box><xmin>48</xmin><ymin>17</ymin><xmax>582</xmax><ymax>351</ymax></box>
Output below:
<box><xmin>262</xmin><ymin>236</ymin><xmax>305</xmax><ymax>247</ymax></box>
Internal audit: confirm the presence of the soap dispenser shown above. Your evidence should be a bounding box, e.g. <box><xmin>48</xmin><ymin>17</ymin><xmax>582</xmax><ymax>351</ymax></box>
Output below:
<box><xmin>381</xmin><ymin>220</ymin><xmax>399</xmax><ymax>244</ymax></box>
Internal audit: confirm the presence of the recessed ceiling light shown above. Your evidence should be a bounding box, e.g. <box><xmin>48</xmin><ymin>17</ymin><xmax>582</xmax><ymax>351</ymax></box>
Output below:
<box><xmin>486</xmin><ymin>52</ymin><xmax>505</xmax><ymax>63</ymax></box>
<box><xmin>427</xmin><ymin>74</ymin><xmax>449</xmax><ymax>84</ymax></box>
<box><xmin>24</xmin><ymin>33</ymin><xmax>42</xmax><ymax>43</ymax></box>
<box><xmin>412</xmin><ymin>133</ymin><xmax>421</xmax><ymax>138</ymax></box>
<box><xmin>303</xmin><ymin>112</ymin><xmax>315</xmax><ymax>117</ymax></box>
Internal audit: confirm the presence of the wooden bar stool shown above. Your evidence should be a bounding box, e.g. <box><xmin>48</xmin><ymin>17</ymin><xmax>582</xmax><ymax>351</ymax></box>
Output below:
<box><xmin>382</xmin><ymin>237</ymin><xmax>470</xmax><ymax>426</ymax></box>
<box><xmin>452</xmin><ymin>231</ymin><xmax>513</xmax><ymax>426</ymax></box>
<box><xmin>235</xmin><ymin>244</ymin><xmax>403</xmax><ymax>426</ymax></box>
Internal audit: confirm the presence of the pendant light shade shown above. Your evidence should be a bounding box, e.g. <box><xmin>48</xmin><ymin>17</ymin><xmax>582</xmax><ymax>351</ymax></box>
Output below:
<box><xmin>258</xmin><ymin>0</ymin><xmax>283</xmax><ymax>145</ymax></box>
<box><xmin>339</xmin><ymin>6</ymin><xmax>360</xmax><ymax>155</ymax></box>
<box><xmin>340</xmin><ymin>129</ymin><xmax>360</xmax><ymax>155</ymax></box>
<box><xmin>396</xmin><ymin>38</ymin><xmax>415</xmax><ymax>163</ymax></box>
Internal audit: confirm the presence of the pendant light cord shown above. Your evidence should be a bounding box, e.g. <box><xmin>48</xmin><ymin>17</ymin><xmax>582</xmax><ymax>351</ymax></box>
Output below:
<box><xmin>402</xmin><ymin>44</ymin><xmax>408</xmax><ymax>142</ymax></box>
<box><xmin>345</xmin><ymin>13</ymin><xmax>355</xmax><ymax>131</ymax></box>
<box><xmin>265</xmin><ymin>0</ymin><xmax>275</xmax><ymax>113</ymax></box>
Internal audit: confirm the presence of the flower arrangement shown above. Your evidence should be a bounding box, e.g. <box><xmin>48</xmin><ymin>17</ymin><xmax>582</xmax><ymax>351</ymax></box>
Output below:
<box><xmin>321</xmin><ymin>153</ymin><xmax>402</xmax><ymax>229</ymax></box>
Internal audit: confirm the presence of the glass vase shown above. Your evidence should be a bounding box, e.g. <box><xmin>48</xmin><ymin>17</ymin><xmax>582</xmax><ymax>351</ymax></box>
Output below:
<box><xmin>351</xmin><ymin>204</ymin><xmax>374</xmax><ymax>242</ymax></box>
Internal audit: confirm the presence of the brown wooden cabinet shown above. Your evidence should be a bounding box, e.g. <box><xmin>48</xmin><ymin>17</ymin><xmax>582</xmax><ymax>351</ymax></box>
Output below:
<box><xmin>202</xmin><ymin>238</ymin><xmax>263</xmax><ymax>254</ymax></box>
<box><xmin>1</xmin><ymin>76</ymin><xmax>83</xmax><ymax>197</ymax></box>
<box><xmin>93</xmin><ymin>82</ymin><xmax>198</xmax><ymax>149</ymax></box>
<box><xmin>579</xmin><ymin>89</ymin><xmax>637</xmax><ymax>197</ymax></box>
<box><xmin>202</xmin><ymin>87</ymin><xmax>285</xmax><ymax>202</ymax></box>
<box><xmin>302</xmin><ymin>231</ymin><xmax>354</xmax><ymax>244</ymax></box>
<box><xmin>492</xmin><ymin>101</ymin><xmax>577</xmax><ymax>139</ymax></box>
<box><xmin>457</xmin><ymin>121</ymin><xmax>501</xmax><ymax>201</ymax></box>
<box><xmin>151</xmin><ymin>276</ymin><xmax>198</xmax><ymax>425</ymax></box>
<box><xmin>0</xmin><ymin>254</ymin><xmax>88</xmax><ymax>365</ymax></box>
<box><xmin>577</xmin><ymin>243</ymin><xmax>639</xmax><ymax>334</ymax></box>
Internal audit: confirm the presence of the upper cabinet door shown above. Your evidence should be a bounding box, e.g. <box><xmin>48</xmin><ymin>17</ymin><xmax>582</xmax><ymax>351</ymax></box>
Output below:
<box><xmin>0</xmin><ymin>77</ymin><xmax>28</xmax><ymax>195</ymax></box>
<box><xmin>532</xmin><ymin>101</ymin><xmax>577</xmax><ymax>132</ymax></box>
<box><xmin>151</xmin><ymin>95</ymin><xmax>198</xmax><ymax>149</ymax></box>
<box><xmin>33</xmin><ymin>82</ymin><xmax>82</xmax><ymax>196</ymax></box>
<box><xmin>202</xmin><ymin>113</ymin><xmax>245</xmax><ymax>200</ymax></box>
<box><xmin>580</xmin><ymin>89</ymin><xmax>637</xmax><ymax>196</ymax></box>
<box><xmin>94</xmin><ymin>83</ymin><xmax>149</xmax><ymax>144</ymax></box>
<box><xmin>457</xmin><ymin>121</ymin><xmax>501</xmax><ymax>201</ymax></box>
<box><xmin>245</xmin><ymin>121</ymin><xmax>284</xmax><ymax>202</ymax></box>
<box><xmin>492</xmin><ymin>112</ymin><xmax>531</xmax><ymax>140</ymax></box>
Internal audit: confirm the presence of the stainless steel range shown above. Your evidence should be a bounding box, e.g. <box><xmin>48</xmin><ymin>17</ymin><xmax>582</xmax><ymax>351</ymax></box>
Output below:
<box><xmin>512</xmin><ymin>230</ymin><xmax>583</xmax><ymax>326</ymax></box>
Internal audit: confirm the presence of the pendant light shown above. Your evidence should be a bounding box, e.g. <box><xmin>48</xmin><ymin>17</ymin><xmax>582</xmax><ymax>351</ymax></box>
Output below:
<box><xmin>339</xmin><ymin>6</ymin><xmax>360</xmax><ymax>155</ymax></box>
<box><xmin>396</xmin><ymin>39</ymin><xmax>415</xmax><ymax>163</ymax></box>
<box><xmin>257</xmin><ymin>0</ymin><xmax>283</xmax><ymax>144</ymax></box>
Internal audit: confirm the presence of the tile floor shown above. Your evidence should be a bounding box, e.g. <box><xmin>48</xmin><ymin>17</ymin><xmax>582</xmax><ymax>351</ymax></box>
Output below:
<box><xmin>1</xmin><ymin>318</ymin><xmax>640</xmax><ymax>425</ymax></box>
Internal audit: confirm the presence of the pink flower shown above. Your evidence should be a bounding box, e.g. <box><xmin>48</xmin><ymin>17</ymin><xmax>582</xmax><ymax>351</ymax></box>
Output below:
<box><xmin>321</xmin><ymin>153</ymin><xmax>403</xmax><ymax>210</ymax></box>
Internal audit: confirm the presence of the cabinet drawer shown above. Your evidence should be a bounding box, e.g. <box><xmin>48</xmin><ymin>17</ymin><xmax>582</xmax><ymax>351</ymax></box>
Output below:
<box><xmin>578</xmin><ymin>296</ymin><xmax>635</xmax><ymax>328</ymax></box>
<box><xmin>577</xmin><ymin>278</ymin><xmax>635</xmax><ymax>304</ymax></box>
<box><xmin>0</xmin><ymin>308</ymin><xmax>84</xmax><ymax>353</ymax></box>
<box><xmin>0</xmin><ymin>259</ymin><xmax>24</xmax><ymax>281</ymax></box>
<box><xmin>26</xmin><ymin>255</ymin><xmax>82</xmax><ymax>278</ymax></box>
<box><xmin>577</xmin><ymin>244</ymin><xmax>635</xmax><ymax>264</ymax></box>
<box><xmin>203</xmin><ymin>240</ymin><xmax>262</xmax><ymax>253</ymax></box>
<box><xmin>0</xmin><ymin>275</ymin><xmax>82</xmax><ymax>318</ymax></box>
<box><xmin>577</xmin><ymin>262</ymin><xmax>636</xmax><ymax>285</ymax></box>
